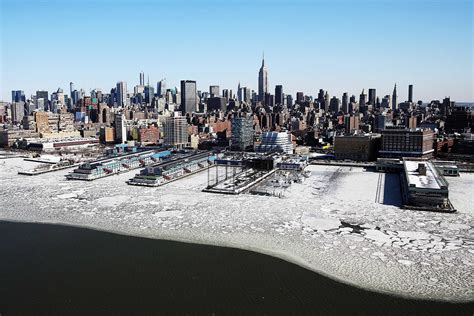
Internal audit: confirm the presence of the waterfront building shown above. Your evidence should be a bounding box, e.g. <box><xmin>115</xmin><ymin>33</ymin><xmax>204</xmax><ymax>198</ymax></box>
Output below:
<box><xmin>334</xmin><ymin>134</ymin><xmax>381</xmax><ymax>161</ymax></box>
<box><xmin>380</xmin><ymin>128</ymin><xmax>434</xmax><ymax>158</ymax></box>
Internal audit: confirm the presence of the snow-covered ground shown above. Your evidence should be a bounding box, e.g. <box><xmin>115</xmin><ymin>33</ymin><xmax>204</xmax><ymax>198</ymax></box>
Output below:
<box><xmin>0</xmin><ymin>157</ymin><xmax>473</xmax><ymax>302</ymax></box>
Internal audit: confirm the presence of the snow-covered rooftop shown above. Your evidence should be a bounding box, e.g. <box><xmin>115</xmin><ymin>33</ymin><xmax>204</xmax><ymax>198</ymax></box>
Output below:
<box><xmin>404</xmin><ymin>161</ymin><xmax>443</xmax><ymax>190</ymax></box>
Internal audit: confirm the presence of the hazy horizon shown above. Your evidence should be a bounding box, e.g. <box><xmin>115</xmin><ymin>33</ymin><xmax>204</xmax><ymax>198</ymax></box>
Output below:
<box><xmin>1</xmin><ymin>0</ymin><xmax>473</xmax><ymax>102</ymax></box>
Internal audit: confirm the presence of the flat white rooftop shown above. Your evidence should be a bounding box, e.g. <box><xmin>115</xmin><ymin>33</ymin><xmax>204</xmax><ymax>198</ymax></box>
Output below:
<box><xmin>404</xmin><ymin>161</ymin><xmax>442</xmax><ymax>190</ymax></box>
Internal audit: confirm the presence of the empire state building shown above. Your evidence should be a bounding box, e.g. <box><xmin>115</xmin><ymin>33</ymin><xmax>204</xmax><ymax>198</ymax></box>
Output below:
<box><xmin>258</xmin><ymin>55</ymin><xmax>268</xmax><ymax>102</ymax></box>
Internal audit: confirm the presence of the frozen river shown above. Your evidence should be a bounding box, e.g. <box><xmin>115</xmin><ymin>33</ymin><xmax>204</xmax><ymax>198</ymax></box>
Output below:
<box><xmin>0</xmin><ymin>157</ymin><xmax>473</xmax><ymax>301</ymax></box>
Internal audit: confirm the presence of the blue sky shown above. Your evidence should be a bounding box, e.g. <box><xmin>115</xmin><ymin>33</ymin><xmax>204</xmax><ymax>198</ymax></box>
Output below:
<box><xmin>1</xmin><ymin>0</ymin><xmax>473</xmax><ymax>102</ymax></box>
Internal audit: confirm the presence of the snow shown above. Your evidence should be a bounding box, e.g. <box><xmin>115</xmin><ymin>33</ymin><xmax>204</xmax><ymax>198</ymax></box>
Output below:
<box><xmin>0</xmin><ymin>158</ymin><xmax>473</xmax><ymax>302</ymax></box>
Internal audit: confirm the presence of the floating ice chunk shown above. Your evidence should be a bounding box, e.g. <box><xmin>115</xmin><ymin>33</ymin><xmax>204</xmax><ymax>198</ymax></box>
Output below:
<box><xmin>96</xmin><ymin>195</ymin><xmax>130</xmax><ymax>207</ymax></box>
<box><xmin>397</xmin><ymin>231</ymin><xmax>431</xmax><ymax>240</ymax></box>
<box><xmin>364</xmin><ymin>229</ymin><xmax>392</xmax><ymax>244</ymax></box>
<box><xmin>57</xmin><ymin>193</ymin><xmax>77</xmax><ymax>199</ymax></box>
<box><xmin>398</xmin><ymin>259</ymin><xmax>415</xmax><ymax>266</ymax></box>
<box><xmin>442</xmin><ymin>223</ymin><xmax>471</xmax><ymax>230</ymax></box>
<box><xmin>301</xmin><ymin>212</ymin><xmax>341</xmax><ymax>231</ymax></box>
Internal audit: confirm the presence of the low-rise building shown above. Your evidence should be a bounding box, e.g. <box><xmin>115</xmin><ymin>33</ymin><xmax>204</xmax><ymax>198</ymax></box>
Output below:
<box><xmin>401</xmin><ymin>160</ymin><xmax>454</xmax><ymax>212</ymax></box>
<box><xmin>334</xmin><ymin>134</ymin><xmax>381</xmax><ymax>161</ymax></box>
<box><xmin>380</xmin><ymin>128</ymin><xmax>434</xmax><ymax>158</ymax></box>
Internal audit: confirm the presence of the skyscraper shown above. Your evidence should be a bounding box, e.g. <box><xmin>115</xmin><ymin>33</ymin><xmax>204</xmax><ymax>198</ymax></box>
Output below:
<box><xmin>116</xmin><ymin>81</ymin><xmax>127</xmax><ymax>107</ymax></box>
<box><xmin>36</xmin><ymin>91</ymin><xmax>48</xmax><ymax>110</ymax></box>
<box><xmin>359</xmin><ymin>89</ymin><xmax>366</xmax><ymax>108</ymax></box>
<box><xmin>164</xmin><ymin>112</ymin><xmax>188</xmax><ymax>147</ymax></box>
<box><xmin>368</xmin><ymin>88</ymin><xmax>376</xmax><ymax>106</ymax></box>
<box><xmin>157</xmin><ymin>79</ymin><xmax>166</xmax><ymax>97</ymax></box>
<box><xmin>237</xmin><ymin>82</ymin><xmax>242</xmax><ymax>102</ymax></box>
<box><xmin>231</xmin><ymin>116</ymin><xmax>254</xmax><ymax>151</ymax></box>
<box><xmin>342</xmin><ymin>92</ymin><xmax>349</xmax><ymax>114</ymax></box>
<box><xmin>392</xmin><ymin>84</ymin><xmax>398</xmax><ymax>111</ymax></box>
<box><xmin>275</xmin><ymin>85</ymin><xmax>283</xmax><ymax>105</ymax></box>
<box><xmin>11</xmin><ymin>90</ymin><xmax>25</xmax><ymax>103</ymax></box>
<box><xmin>140</xmin><ymin>72</ymin><xmax>145</xmax><ymax>86</ymax></box>
<box><xmin>69</xmin><ymin>82</ymin><xmax>74</xmax><ymax>96</ymax></box>
<box><xmin>209</xmin><ymin>85</ymin><xmax>220</xmax><ymax>97</ymax></box>
<box><xmin>408</xmin><ymin>84</ymin><xmax>413</xmax><ymax>103</ymax></box>
<box><xmin>180</xmin><ymin>80</ymin><xmax>197</xmax><ymax>114</ymax></box>
<box><xmin>258</xmin><ymin>54</ymin><xmax>268</xmax><ymax>102</ymax></box>
<box><xmin>114</xmin><ymin>113</ymin><xmax>127</xmax><ymax>143</ymax></box>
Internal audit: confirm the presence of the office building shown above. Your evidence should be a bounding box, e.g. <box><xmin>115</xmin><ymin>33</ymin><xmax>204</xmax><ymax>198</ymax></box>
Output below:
<box><xmin>334</xmin><ymin>134</ymin><xmax>381</xmax><ymax>161</ymax></box>
<box><xmin>36</xmin><ymin>91</ymin><xmax>49</xmax><ymax>110</ymax></box>
<box><xmin>368</xmin><ymin>88</ymin><xmax>376</xmax><ymax>106</ymax></box>
<box><xmin>342</xmin><ymin>92</ymin><xmax>349</xmax><ymax>114</ymax></box>
<box><xmin>275</xmin><ymin>85</ymin><xmax>283</xmax><ymax>105</ymax></box>
<box><xmin>11</xmin><ymin>90</ymin><xmax>25</xmax><ymax>103</ymax></box>
<box><xmin>209</xmin><ymin>85</ymin><xmax>220</xmax><ymax>97</ymax></box>
<box><xmin>231</xmin><ymin>116</ymin><xmax>254</xmax><ymax>151</ymax></box>
<box><xmin>157</xmin><ymin>79</ymin><xmax>166</xmax><ymax>97</ymax></box>
<box><xmin>180</xmin><ymin>80</ymin><xmax>197</xmax><ymax>114</ymax></box>
<box><xmin>114</xmin><ymin>114</ymin><xmax>127</xmax><ymax>143</ymax></box>
<box><xmin>11</xmin><ymin>102</ymin><xmax>25</xmax><ymax>124</ymax></box>
<box><xmin>164</xmin><ymin>112</ymin><xmax>188</xmax><ymax>147</ymax></box>
<box><xmin>286</xmin><ymin>95</ymin><xmax>293</xmax><ymax>108</ymax></box>
<box><xmin>116</xmin><ymin>81</ymin><xmax>127</xmax><ymax>107</ymax></box>
<box><xmin>408</xmin><ymin>84</ymin><xmax>413</xmax><ymax>103</ymax></box>
<box><xmin>380</xmin><ymin>128</ymin><xmax>434</xmax><ymax>158</ymax></box>
<box><xmin>207</xmin><ymin>97</ymin><xmax>226</xmax><ymax>112</ymax></box>
<box><xmin>258</xmin><ymin>55</ymin><xmax>268</xmax><ymax>102</ymax></box>
<box><xmin>392</xmin><ymin>84</ymin><xmax>398</xmax><ymax>111</ymax></box>
<box><xmin>329</xmin><ymin>96</ymin><xmax>341</xmax><ymax>113</ymax></box>
<box><xmin>140</xmin><ymin>72</ymin><xmax>145</xmax><ymax>86</ymax></box>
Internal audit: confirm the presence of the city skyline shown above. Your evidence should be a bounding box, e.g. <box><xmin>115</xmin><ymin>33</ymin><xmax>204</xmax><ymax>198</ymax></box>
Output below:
<box><xmin>1</xmin><ymin>0</ymin><xmax>473</xmax><ymax>102</ymax></box>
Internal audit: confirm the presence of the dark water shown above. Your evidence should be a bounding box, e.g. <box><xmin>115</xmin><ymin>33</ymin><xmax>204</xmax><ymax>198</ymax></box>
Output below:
<box><xmin>0</xmin><ymin>221</ymin><xmax>472</xmax><ymax>315</ymax></box>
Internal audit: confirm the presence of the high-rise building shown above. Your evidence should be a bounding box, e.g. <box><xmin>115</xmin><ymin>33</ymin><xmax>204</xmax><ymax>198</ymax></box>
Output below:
<box><xmin>145</xmin><ymin>85</ymin><xmax>154</xmax><ymax>105</ymax></box>
<box><xmin>36</xmin><ymin>91</ymin><xmax>48</xmax><ymax>110</ymax></box>
<box><xmin>392</xmin><ymin>84</ymin><xmax>398</xmax><ymax>111</ymax></box>
<box><xmin>275</xmin><ymin>85</ymin><xmax>283</xmax><ymax>105</ymax></box>
<box><xmin>286</xmin><ymin>95</ymin><xmax>293</xmax><ymax>108</ymax></box>
<box><xmin>180</xmin><ymin>80</ymin><xmax>197</xmax><ymax>114</ymax></box>
<box><xmin>258</xmin><ymin>55</ymin><xmax>268</xmax><ymax>102</ymax></box>
<box><xmin>329</xmin><ymin>96</ymin><xmax>341</xmax><ymax>113</ymax></box>
<box><xmin>231</xmin><ymin>116</ymin><xmax>254</xmax><ymax>151</ymax></box>
<box><xmin>140</xmin><ymin>72</ymin><xmax>145</xmax><ymax>86</ymax></box>
<box><xmin>164</xmin><ymin>112</ymin><xmax>188</xmax><ymax>147</ymax></box>
<box><xmin>237</xmin><ymin>82</ymin><xmax>242</xmax><ymax>102</ymax></box>
<box><xmin>157</xmin><ymin>79</ymin><xmax>166</xmax><ymax>97</ymax></box>
<box><xmin>408</xmin><ymin>84</ymin><xmax>413</xmax><ymax>103</ymax></box>
<box><xmin>324</xmin><ymin>91</ymin><xmax>330</xmax><ymax>112</ymax></box>
<box><xmin>69</xmin><ymin>82</ymin><xmax>74</xmax><ymax>96</ymax></box>
<box><xmin>242</xmin><ymin>87</ymin><xmax>252</xmax><ymax>104</ymax></box>
<box><xmin>116</xmin><ymin>81</ymin><xmax>127</xmax><ymax>107</ymax></box>
<box><xmin>368</xmin><ymin>88</ymin><xmax>376</xmax><ymax>106</ymax></box>
<box><xmin>114</xmin><ymin>113</ymin><xmax>127</xmax><ymax>143</ymax></box>
<box><xmin>342</xmin><ymin>92</ymin><xmax>349</xmax><ymax>114</ymax></box>
<box><xmin>296</xmin><ymin>92</ymin><xmax>304</xmax><ymax>104</ymax></box>
<box><xmin>359</xmin><ymin>89</ymin><xmax>367</xmax><ymax>111</ymax></box>
<box><xmin>209</xmin><ymin>85</ymin><xmax>220</xmax><ymax>97</ymax></box>
<box><xmin>11</xmin><ymin>90</ymin><xmax>25</xmax><ymax>103</ymax></box>
<box><xmin>11</xmin><ymin>102</ymin><xmax>25</xmax><ymax>124</ymax></box>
